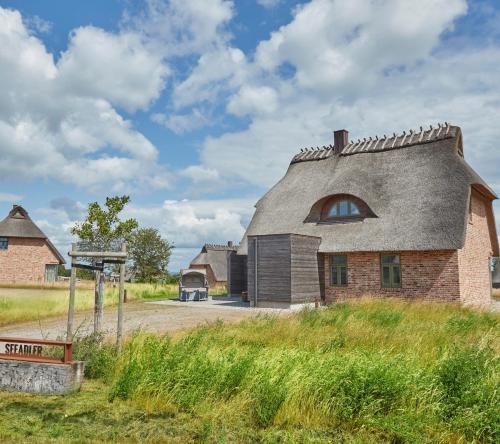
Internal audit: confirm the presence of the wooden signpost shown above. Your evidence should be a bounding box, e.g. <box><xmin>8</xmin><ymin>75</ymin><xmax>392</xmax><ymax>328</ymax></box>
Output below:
<box><xmin>66</xmin><ymin>242</ymin><xmax>127</xmax><ymax>349</ymax></box>
<box><xmin>0</xmin><ymin>337</ymin><xmax>73</xmax><ymax>364</ymax></box>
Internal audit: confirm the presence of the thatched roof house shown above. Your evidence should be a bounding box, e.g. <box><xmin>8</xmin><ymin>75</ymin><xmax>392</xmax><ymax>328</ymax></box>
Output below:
<box><xmin>189</xmin><ymin>242</ymin><xmax>237</xmax><ymax>287</ymax></box>
<box><xmin>0</xmin><ymin>205</ymin><xmax>65</xmax><ymax>283</ymax></box>
<box><xmin>230</xmin><ymin>124</ymin><xmax>498</xmax><ymax>307</ymax></box>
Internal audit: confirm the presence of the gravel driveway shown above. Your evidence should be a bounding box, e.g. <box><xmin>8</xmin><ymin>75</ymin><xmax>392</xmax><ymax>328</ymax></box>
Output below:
<box><xmin>0</xmin><ymin>298</ymin><xmax>281</xmax><ymax>340</ymax></box>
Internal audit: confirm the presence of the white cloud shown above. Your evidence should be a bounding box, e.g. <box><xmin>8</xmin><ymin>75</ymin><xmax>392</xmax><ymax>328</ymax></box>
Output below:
<box><xmin>255</xmin><ymin>0</ymin><xmax>467</xmax><ymax>95</ymax></box>
<box><xmin>152</xmin><ymin>108</ymin><xmax>210</xmax><ymax>134</ymax></box>
<box><xmin>0</xmin><ymin>7</ymin><xmax>169</xmax><ymax>192</ymax></box>
<box><xmin>180</xmin><ymin>165</ymin><xmax>220</xmax><ymax>184</ymax></box>
<box><xmin>24</xmin><ymin>14</ymin><xmax>52</xmax><ymax>34</ymax></box>
<box><xmin>175</xmin><ymin>0</ymin><xmax>499</xmax><ymax>202</ymax></box>
<box><xmin>227</xmin><ymin>85</ymin><xmax>278</xmax><ymax>116</ymax></box>
<box><xmin>123</xmin><ymin>0</ymin><xmax>234</xmax><ymax>57</ymax></box>
<box><xmin>0</xmin><ymin>192</ymin><xmax>22</xmax><ymax>202</ymax></box>
<box><xmin>58</xmin><ymin>26</ymin><xmax>169</xmax><ymax>112</ymax></box>
<box><xmin>173</xmin><ymin>46</ymin><xmax>247</xmax><ymax>108</ymax></box>
<box><xmin>125</xmin><ymin>197</ymin><xmax>256</xmax><ymax>249</ymax></box>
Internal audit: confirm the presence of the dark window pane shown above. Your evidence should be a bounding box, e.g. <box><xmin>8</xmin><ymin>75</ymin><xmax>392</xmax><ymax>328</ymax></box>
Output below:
<box><xmin>332</xmin><ymin>269</ymin><xmax>338</xmax><ymax>285</ymax></box>
<box><xmin>339</xmin><ymin>200</ymin><xmax>349</xmax><ymax>215</ymax></box>
<box><xmin>382</xmin><ymin>255</ymin><xmax>399</xmax><ymax>264</ymax></box>
<box><xmin>328</xmin><ymin>204</ymin><xmax>338</xmax><ymax>217</ymax></box>
<box><xmin>393</xmin><ymin>266</ymin><xmax>401</xmax><ymax>286</ymax></box>
<box><xmin>382</xmin><ymin>266</ymin><xmax>391</xmax><ymax>286</ymax></box>
<box><xmin>331</xmin><ymin>255</ymin><xmax>347</xmax><ymax>265</ymax></box>
<box><xmin>0</xmin><ymin>237</ymin><xmax>7</xmax><ymax>250</ymax></box>
<box><xmin>340</xmin><ymin>267</ymin><xmax>347</xmax><ymax>285</ymax></box>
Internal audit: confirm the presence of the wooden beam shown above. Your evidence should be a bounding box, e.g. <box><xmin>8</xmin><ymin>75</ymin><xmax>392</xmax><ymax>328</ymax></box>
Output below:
<box><xmin>68</xmin><ymin>251</ymin><xmax>127</xmax><ymax>259</ymax></box>
<box><xmin>102</xmin><ymin>259</ymin><xmax>126</xmax><ymax>265</ymax></box>
<box><xmin>73</xmin><ymin>263</ymin><xmax>103</xmax><ymax>272</ymax></box>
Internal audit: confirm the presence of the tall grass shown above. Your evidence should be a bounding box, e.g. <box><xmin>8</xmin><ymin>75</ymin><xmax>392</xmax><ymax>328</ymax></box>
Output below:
<box><xmin>106</xmin><ymin>299</ymin><xmax>499</xmax><ymax>443</ymax></box>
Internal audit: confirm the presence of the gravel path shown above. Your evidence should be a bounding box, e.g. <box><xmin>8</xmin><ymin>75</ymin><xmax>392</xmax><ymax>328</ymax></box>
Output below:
<box><xmin>0</xmin><ymin>299</ymin><xmax>280</xmax><ymax>340</ymax></box>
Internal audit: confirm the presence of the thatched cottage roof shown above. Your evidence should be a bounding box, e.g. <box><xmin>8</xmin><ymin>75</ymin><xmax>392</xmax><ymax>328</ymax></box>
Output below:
<box><xmin>238</xmin><ymin>124</ymin><xmax>496</xmax><ymax>255</ymax></box>
<box><xmin>190</xmin><ymin>243</ymin><xmax>237</xmax><ymax>281</ymax></box>
<box><xmin>0</xmin><ymin>205</ymin><xmax>65</xmax><ymax>263</ymax></box>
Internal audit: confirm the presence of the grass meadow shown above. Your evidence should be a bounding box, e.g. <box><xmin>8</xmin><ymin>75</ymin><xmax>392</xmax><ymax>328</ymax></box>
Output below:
<box><xmin>0</xmin><ymin>282</ymin><xmax>227</xmax><ymax>327</ymax></box>
<box><xmin>0</xmin><ymin>298</ymin><xmax>498</xmax><ymax>443</ymax></box>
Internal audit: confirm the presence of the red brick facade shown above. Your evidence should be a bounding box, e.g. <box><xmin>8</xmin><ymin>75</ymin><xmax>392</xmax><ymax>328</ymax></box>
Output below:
<box><xmin>323</xmin><ymin>189</ymin><xmax>498</xmax><ymax>306</ymax></box>
<box><xmin>323</xmin><ymin>250</ymin><xmax>461</xmax><ymax>303</ymax></box>
<box><xmin>0</xmin><ymin>237</ymin><xmax>61</xmax><ymax>284</ymax></box>
<box><xmin>457</xmin><ymin>189</ymin><xmax>499</xmax><ymax>305</ymax></box>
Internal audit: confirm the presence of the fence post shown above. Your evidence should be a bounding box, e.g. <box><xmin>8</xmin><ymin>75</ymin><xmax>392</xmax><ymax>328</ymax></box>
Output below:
<box><xmin>66</xmin><ymin>243</ymin><xmax>77</xmax><ymax>341</ymax></box>
<box><xmin>116</xmin><ymin>242</ymin><xmax>126</xmax><ymax>350</ymax></box>
<box><xmin>94</xmin><ymin>270</ymin><xmax>104</xmax><ymax>334</ymax></box>
<box><xmin>64</xmin><ymin>342</ymin><xmax>73</xmax><ymax>363</ymax></box>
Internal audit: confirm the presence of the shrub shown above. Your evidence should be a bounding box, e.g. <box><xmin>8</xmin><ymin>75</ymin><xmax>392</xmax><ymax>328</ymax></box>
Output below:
<box><xmin>72</xmin><ymin>333</ymin><xmax>118</xmax><ymax>380</ymax></box>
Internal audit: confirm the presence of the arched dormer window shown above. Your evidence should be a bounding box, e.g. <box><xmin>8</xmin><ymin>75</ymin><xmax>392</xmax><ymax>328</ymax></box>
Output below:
<box><xmin>327</xmin><ymin>199</ymin><xmax>360</xmax><ymax>218</ymax></box>
<box><xmin>303</xmin><ymin>194</ymin><xmax>377</xmax><ymax>224</ymax></box>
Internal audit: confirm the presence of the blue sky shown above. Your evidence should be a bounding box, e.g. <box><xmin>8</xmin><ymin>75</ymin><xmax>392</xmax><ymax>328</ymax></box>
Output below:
<box><xmin>0</xmin><ymin>0</ymin><xmax>499</xmax><ymax>271</ymax></box>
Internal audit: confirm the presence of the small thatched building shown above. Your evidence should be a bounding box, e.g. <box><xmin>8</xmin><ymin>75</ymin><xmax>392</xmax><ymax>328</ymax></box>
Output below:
<box><xmin>189</xmin><ymin>242</ymin><xmax>237</xmax><ymax>288</ymax></box>
<box><xmin>229</xmin><ymin>124</ymin><xmax>499</xmax><ymax>307</ymax></box>
<box><xmin>0</xmin><ymin>205</ymin><xmax>65</xmax><ymax>283</ymax></box>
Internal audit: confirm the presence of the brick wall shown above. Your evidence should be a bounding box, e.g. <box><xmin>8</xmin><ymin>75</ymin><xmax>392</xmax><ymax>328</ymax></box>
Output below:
<box><xmin>323</xmin><ymin>250</ymin><xmax>461</xmax><ymax>303</ymax></box>
<box><xmin>457</xmin><ymin>190</ymin><xmax>497</xmax><ymax>305</ymax></box>
<box><xmin>0</xmin><ymin>237</ymin><xmax>60</xmax><ymax>283</ymax></box>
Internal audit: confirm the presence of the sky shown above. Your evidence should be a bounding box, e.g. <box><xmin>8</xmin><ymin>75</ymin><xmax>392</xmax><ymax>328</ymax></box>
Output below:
<box><xmin>0</xmin><ymin>0</ymin><xmax>499</xmax><ymax>272</ymax></box>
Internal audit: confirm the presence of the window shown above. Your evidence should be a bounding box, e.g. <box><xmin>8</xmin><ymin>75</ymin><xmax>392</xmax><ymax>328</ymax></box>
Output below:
<box><xmin>0</xmin><ymin>237</ymin><xmax>7</xmax><ymax>250</ymax></box>
<box><xmin>326</xmin><ymin>200</ymin><xmax>360</xmax><ymax>218</ymax></box>
<box><xmin>381</xmin><ymin>255</ymin><xmax>401</xmax><ymax>288</ymax></box>
<box><xmin>331</xmin><ymin>255</ymin><xmax>347</xmax><ymax>286</ymax></box>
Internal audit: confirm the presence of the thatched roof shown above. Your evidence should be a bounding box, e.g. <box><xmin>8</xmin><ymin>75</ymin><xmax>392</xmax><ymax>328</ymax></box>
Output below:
<box><xmin>181</xmin><ymin>268</ymin><xmax>207</xmax><ymax>276</ymax></box>
<box><xmin>190</xmin><ymin>243</ymin><xmax>237</xmax><ymax>281</ymax></box>
<box><xmin>238</xmin><ymin>124</ymin><xmax>496</xmax><ymax>255</ymax></box>
<box><xmin>0</xmin><ymin>205</ymin><xmax>65</xmax><ymax>263</ymax></box>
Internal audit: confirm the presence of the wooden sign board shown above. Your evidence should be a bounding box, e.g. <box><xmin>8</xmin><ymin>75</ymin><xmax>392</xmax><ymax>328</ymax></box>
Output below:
<box><xmin>0</xmin><ymin>337</ymin><xmax>73</xmax><ymax>364</ymax></box>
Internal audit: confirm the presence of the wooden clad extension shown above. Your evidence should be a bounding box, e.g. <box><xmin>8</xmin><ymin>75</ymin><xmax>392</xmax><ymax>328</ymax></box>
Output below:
<box><xmin>227</xmin><ymin>251</ymin><xmax>247</xmax><ymax>296</ymax></box>
<box><xmin>248</xmin><ymin>234</ymin><xmax>321</xmax><ymax>307</ymax></box>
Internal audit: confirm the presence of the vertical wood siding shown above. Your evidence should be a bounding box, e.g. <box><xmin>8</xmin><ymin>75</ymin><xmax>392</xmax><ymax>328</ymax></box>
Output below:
<box><xmin>248</xmin><ymin>234</ymin><xmax>321</xmax><ymax>305</ymax></box>
<box><xmin>248</xmin><ymin>234</ymin><xmax>292</xmax><ymax>303</ymax></box>
<box><xmin>227</xmin><ymin>251</ymin><xmax>247</xmax><ymax>295</ymax></box>
<box><xmin>290</xmin><ymin>235</ymin><xmax>322</xmax><ymax>303</ymax></box>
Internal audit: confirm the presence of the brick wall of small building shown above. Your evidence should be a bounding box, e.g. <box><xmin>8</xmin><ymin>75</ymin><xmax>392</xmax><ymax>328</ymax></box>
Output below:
<box><xmin>0</xmin><ymin>237</ymin><xmax>61</xmax><ymax>283</ymax></box>
<box><xmin>457</xmin><ymin>190</ymin><xmax>497</xmax><ymax>305</ymax></box>
<box><xmin>323</xmin><ymin>250</ymin><xmax>461</xmax><ymax>303</ymax></box>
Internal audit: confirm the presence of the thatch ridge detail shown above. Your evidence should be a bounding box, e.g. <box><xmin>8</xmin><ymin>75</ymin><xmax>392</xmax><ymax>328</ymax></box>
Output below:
<box><xmin>291</xmin><ymin>122</ymin><xmax>458</xmax><ymax>164</ymax></box>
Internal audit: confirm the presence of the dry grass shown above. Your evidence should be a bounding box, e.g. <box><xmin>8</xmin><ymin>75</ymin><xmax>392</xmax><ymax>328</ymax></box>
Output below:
<box><xmin>0</xmin><ymin>282</ymin><xmax>227</xmax><ymax>327</ymax></box>
<box><xmin>0</xmin><ymin>284</ymin><xmax>168</xmax><ymax>327</ymax></box>
<box><xmin>492</xmin><ymin>288</ymin><xmax>500</xmax><ymax>301</ymax></box>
